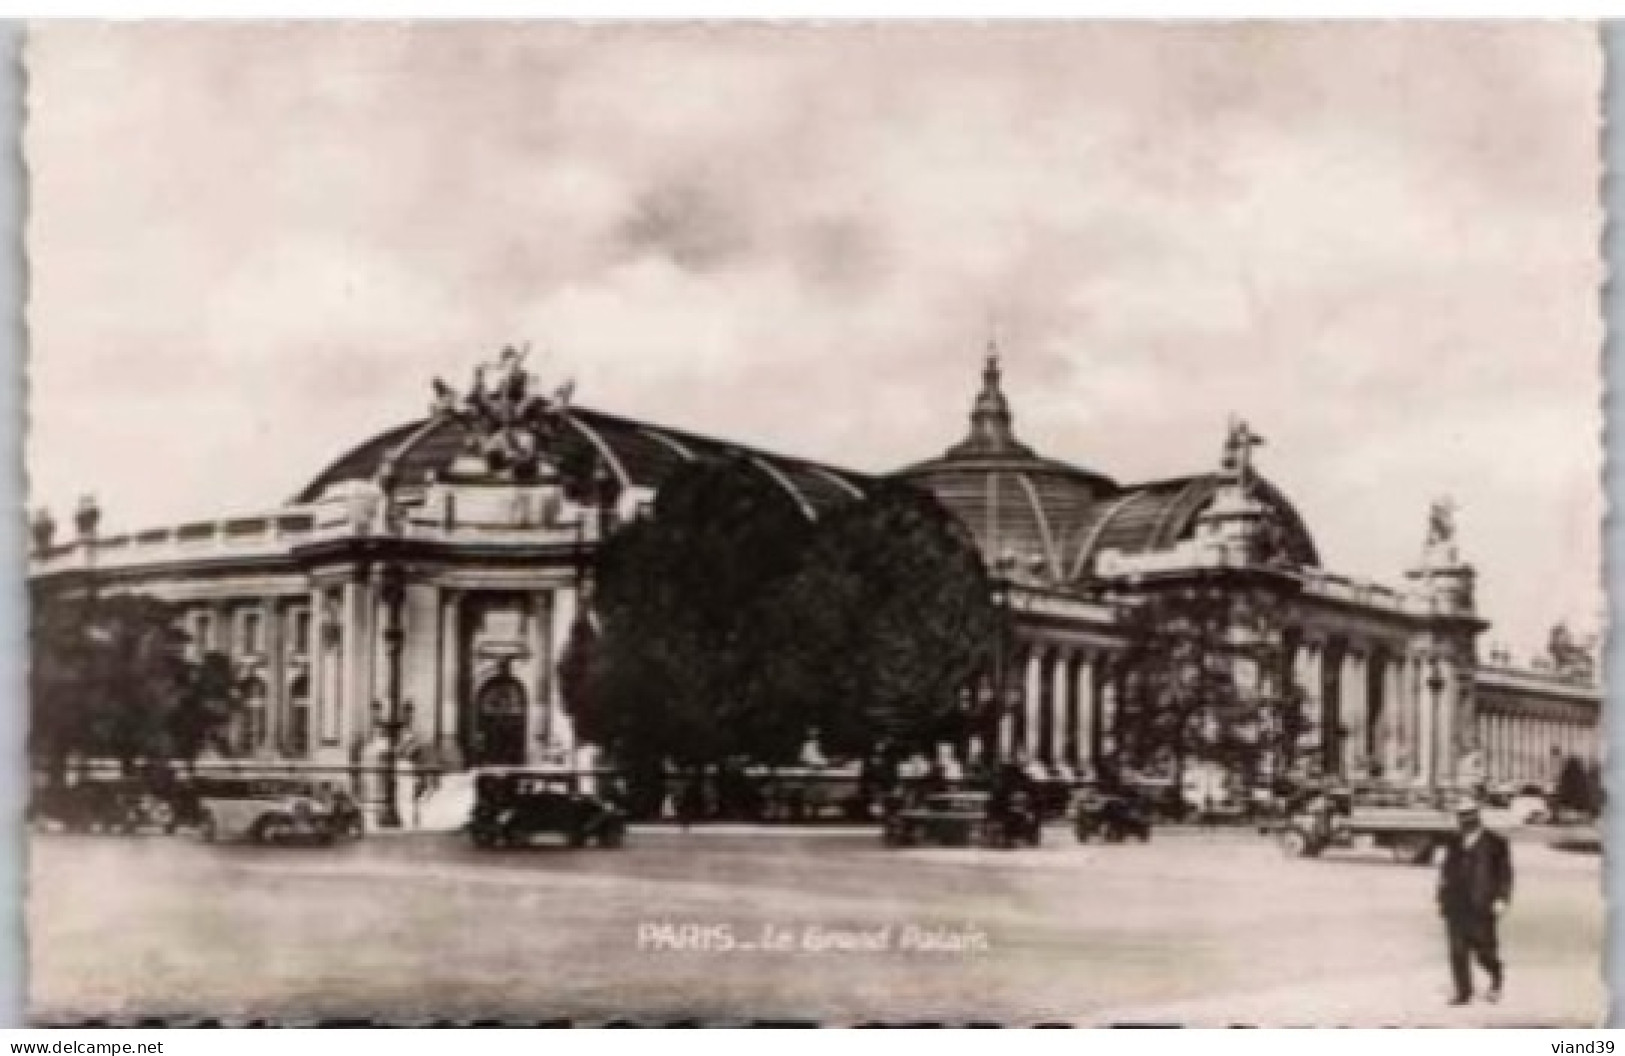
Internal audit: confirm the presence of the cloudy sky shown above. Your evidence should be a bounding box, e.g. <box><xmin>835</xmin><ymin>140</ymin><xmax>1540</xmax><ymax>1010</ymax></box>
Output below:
<box><xmin>25</xmin><ymin>23</ymin><xmax>1602</xmax><ymax>655</ymax></box>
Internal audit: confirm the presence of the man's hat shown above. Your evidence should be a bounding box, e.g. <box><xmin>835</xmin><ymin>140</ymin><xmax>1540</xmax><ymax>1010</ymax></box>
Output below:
<box><xmin>1454</xmin><ymin>797</ymin><xmax>1481</xmax><ymax>815</ymax></box>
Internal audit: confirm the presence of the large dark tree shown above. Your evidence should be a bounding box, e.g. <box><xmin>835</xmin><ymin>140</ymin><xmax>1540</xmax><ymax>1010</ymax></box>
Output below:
<box><xmin>169</xmin><ymin>650</ymin><xmax>248</xmax><ymax>766</ymax></box>
<box><xmin>29</xmin><ymin>588</ymin><xmax>98</xmax><ymax>785</ymax></box>
<box><xmin>761</xmin><ymin>482</ymin><xmax>1000</xmax><ymax>759</ymax></box>
<box><xmin>566</xmin><ymin>455</ymin><xmax>815</xmax><ymax>769</ymax></box>
<box><xmin>28</xmin><ymin>589</ymin><xmax>220</xmax><ymax>779</ymax></box>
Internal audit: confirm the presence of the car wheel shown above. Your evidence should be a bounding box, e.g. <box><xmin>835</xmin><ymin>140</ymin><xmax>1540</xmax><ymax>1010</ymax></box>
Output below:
<box><xmin>1280</xmin><ymin>827</ymin><xmax>1310</xmax><ymax>858</ymax></box>
<box><xmin>567</xmin><ymin>827</ymin><xmax>587</xmax><ymax>849</ymax></box>
<box><xmin>255</xmin><ymin>816</ymin><xmax>290</xmax><ymax>845</ymax></box>
<box><xmin>198</xmin><ymin>813</ymin><xmax>218</xmax><ymax>843</ymax></box>
<box><xmin>600</xmin><ymin>824</ymin><xmax>625</xmax><ymax>849</ymax></box>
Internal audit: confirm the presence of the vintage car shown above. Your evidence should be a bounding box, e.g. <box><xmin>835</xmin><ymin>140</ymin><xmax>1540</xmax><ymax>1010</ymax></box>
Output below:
<box><xmin>1275</xmin><ymin>792</ymin><xmax>1455</xmax><ymax>865</ymax></box>
<box><xmin>468</xmin><ymin>772</ymin><xmax>627</xmax><ymax>849</ymax></box>
<box><xmin>195</xmin><ymin>778</ymin><xmax>365</xmax><ymax>845</ymax></box>
<box><xmin>881</xmin><ymin>790</ymin><xmax>1042</xmax><ymax>849</ymax></box>
<box><xmin>1506</xmin><ymin>784</ymin><xmax>1552</xmax><ymax>826</ymax></box>
<box><xmin>1072</xmin><ymin>787</ymin><xmax>1153</xmax><ymax>843</ymax></box>
<box><xmin>31</xmin><ymin>776</ymin><xmax>192</xmax><ymax>835</ymax></box>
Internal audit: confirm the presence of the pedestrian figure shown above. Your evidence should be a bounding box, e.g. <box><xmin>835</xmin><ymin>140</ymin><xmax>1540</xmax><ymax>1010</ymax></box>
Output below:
<box><xmin>1438</xmin><ymin>798</ymin><xmax>1513</xmax><ymax>1005</ymax></box>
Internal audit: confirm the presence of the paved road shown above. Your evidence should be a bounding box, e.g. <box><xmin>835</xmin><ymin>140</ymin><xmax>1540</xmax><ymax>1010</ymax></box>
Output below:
<box><xmin>27</xmin><ymin>826</ymin><xmax>1605</xmax><ymax>1026</ymax></box>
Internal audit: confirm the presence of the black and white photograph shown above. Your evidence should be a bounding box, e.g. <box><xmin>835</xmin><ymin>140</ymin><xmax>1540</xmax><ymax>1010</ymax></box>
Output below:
<box><xmin>20</xmin><ymin>22</ymin><xmax>1606</xmax><ymax>1026</ymax></box>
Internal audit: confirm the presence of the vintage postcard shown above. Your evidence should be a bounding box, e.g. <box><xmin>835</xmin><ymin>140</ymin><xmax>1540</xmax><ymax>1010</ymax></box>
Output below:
<box><xmin>21</xmin><ymin>23</ymin><xmax>1605</xmax><ymax>1026</ymax></box>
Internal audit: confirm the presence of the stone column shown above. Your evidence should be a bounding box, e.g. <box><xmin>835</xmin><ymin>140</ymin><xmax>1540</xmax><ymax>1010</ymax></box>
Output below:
<box><xmin>1438</xmin><ymin>659</ymin><xmax>1459</xmax><ymax>784</ymax></box>
<box><xmin>211</xmin><ymin>601</ymin><xmax>231</xmax><ymax>653</ymax></box>
<box><xmin>264</xmin><ymin>597</ymin><xmax>284</xmax><ymax>754</ymax></box>
<box><xmin>1307</xmin><ymin>642</ymin><xmax>1327</xmax><ymax>771</ymax></box>
<box><xmin>1378</xmin><ymin>656</ymin><xmax>1404</xmax><ymax>773</ymax></box>
<box><xmin>548</xmin><ymin>584</ymin><xmax>580</xmax><ymax>760</ymax></box>
<box><xmin>313</xmin><ymin>588</ymin><xmax>337</xmax><ymax>752</ymax></box>
<box><xmin>1024</xmin><ymin>650</ymin><xmax>1044</xmax><ymax>763</ymax></box>
<box><xmin>1101</xmin><ymin>668</ymin><xmax>1120</xmax><ymax>760</ymax></box>
<box><xmin>1077</xmin><ymin>653</ymin><xmax>1096</xmax><ymax>770</ymax></box>
<box><xmin>1089</xmin><ymin>660</ymin><xmax>1106</xmax><ymax>765</ymax></box>
<box><xmin>1294</xmin><ymin>643</ymin><xmax>1316</xmax><ymax>763</ymax></box>
<box><xmin>1341</xmin><ymin>648</ymin><xmax>1366</xmax><ymax>777</ymax></box>
<box><xmin>342</xmin><ymin>574</ymin><xmax>375</xmax><ymax>758</ymax></box>
<box><xmin>436</xmin><ymin>589</ymin><xmax>461</xmax><ymax>761</ymax></box>
<box><xmin>1051</xmin><ymin>653</ymin><xmax>1070</xmax><ymax>765</ymax></box>
<box><xmin>526</xmin><ymin>591</ymin><xmax>551</xmax><ymax>765</ymax></box>
<box><xmin>1410</xmin><ymin>655</ymin><xmax>1428</xmax><ymax>785</ymax></box>
<box><xmin>1392</xmin><ymin>656</ymin><xmax>1410</xmax><ymax>779</ymax></box>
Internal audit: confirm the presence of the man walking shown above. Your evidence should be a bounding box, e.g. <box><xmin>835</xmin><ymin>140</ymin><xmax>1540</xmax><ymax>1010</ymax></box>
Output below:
<box><xmin>1437</xmin><ymin>798</ymin><xmax>1513</xmax><ymax>1005</ymax></box>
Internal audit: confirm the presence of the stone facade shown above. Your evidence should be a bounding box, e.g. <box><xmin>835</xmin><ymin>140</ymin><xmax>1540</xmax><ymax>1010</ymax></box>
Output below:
<box><xmin>28</xmin><ymin>353</ymin><xmax>1601</xmax><ymax>789</ymax></box>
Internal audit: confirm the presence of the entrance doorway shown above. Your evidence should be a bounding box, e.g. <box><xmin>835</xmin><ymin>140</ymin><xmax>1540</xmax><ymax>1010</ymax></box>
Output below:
<box><xmin>470</xmin><ymin>673</ymin><xmax>527</xmax><ymax>766</ymax></box>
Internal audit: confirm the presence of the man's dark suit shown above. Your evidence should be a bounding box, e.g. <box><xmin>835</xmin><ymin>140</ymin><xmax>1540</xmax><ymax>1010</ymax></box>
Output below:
<box><xmin>1437</xmin><ymin>827</ymin><xmax>1514</xmax><ymax>999</ymax></box>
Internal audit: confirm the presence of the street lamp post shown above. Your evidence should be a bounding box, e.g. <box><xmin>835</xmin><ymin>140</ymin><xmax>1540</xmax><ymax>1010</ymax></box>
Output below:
<box><xmin>378</xmin><ymin>563</ymin><xmax>406</xmax><ymax>829</ymax></box>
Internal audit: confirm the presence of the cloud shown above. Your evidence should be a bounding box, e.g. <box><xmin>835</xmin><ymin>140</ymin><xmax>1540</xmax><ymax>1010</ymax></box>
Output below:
<box><xmin>23</xmin><ymin>22</ymin><xmax>1603</xmax><ymax>654</ymax></box>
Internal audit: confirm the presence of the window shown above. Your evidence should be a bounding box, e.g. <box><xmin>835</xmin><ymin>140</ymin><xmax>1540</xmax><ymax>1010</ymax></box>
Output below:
<box><xmin>241</xmin><ymin>678</ymin><xmax>268</xmax><ymax>755</ymax></box>
<box><xmin>288</xmin><ymin>674</ymin><xmax>311</xmax><ymax>757</ymax></box>
<box><xmin>242</xmin><ymin>612</ymin><xmax>263</xmax><ymax>655</ymax></box>
<box><xmin>292</xmin><ymin>610</ymin><xmax>312</xmax><ymax>654</ymax></box>
<box><xmin>194</xmin><ymin>613</ymin><xmax>213</xmax><ymax>653</ymax></box>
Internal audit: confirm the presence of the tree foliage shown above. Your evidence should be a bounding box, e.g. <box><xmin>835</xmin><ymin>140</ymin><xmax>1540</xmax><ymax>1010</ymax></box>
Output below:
<box><xmin>170</xmin><ymin>650</ymin><xmax>249</xmax><ymax>764</ymax></box>
<box><xmin>564</xmin><ymin>465</ymin><xmax>999</xmax><ymax>769</ymax></box>
<box><xmin>29</xmin><ymin>587</ymin><xmax>245</xmax><ymax>777</ymax></box>
<box><xmin>1554</xmin><ymin>754</ymin><xmax>1598</xmax><ymax>816</ymax></box>
<box><xmin>566</xmin><ymin>455</ymin><xmax>814</xmax><ymax>768</ymax></box>
<box><xmin>761</xmin><ymin>482</ymin><xmax>999</xmax><ymax>758</ymax></box>
<box><xmin>1111</xmin><ymin>580</ymin><xmax>1298</xmax><ymax>789</ymax></box>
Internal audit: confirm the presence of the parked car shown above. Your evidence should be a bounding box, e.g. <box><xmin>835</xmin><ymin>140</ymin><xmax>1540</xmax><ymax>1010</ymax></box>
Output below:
<box><xmin>1506</xmin><ymin>785</ymin><xmax>1551</xmax><ymax>825</ymax></box>
<box><xmin>468</xmin><ymin>772</ymin><xmax>626</xmax><ymax>849</ymax></box>
<box><xmin>881</xmin><ymin>789</ymin><xmax>1041</xmax><ymax>849</ymax></box>
<box><xmin>1072</xmin><ymin>786</ymin><xmax>1153</xmax><ymax>843</ymax></box>
<box><xmin>31</xmin><ymin>778</ymin><xmax>143</xmax><ymax>834</ymax></box>
<box><xmin>195</xmin><ymin>778</ymin><xmax>364</xmax><ymax>845</ymax></box>
<box><xmin>1275</xmin><ymin>793</ymin><xmax>1454</xmax><ymax>865</ymax></box>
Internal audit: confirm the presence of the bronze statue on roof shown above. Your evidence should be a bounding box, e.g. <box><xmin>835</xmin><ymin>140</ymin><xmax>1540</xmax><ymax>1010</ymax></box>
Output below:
<box><xmin>430</xmin><ymin>345</ymin><xmax>575</xmax><ymax>481</ymax></box>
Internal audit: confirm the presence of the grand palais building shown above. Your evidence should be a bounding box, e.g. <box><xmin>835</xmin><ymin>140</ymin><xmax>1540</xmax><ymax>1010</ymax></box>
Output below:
<box><xmin>28</xmin><ymin>350</ymin><xmax>1602</xmax><ymax>793</ymax></box>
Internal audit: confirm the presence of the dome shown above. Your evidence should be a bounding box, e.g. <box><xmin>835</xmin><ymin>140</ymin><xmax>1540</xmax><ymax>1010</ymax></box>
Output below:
<box><xmin>893</xmin><ymin>355</ymin><xmax>1120</xmax><ymax>582</ymax></box>
<box><xmin>894</xmin><ymin>356</ymin><xmax>1320</xmax><ymax>582</ymax></box>
<box><xmin>1067</xmin><ymin>473</ymin><xmax>1321</xmax><ymax>575</ymax></box>
<box><xmin>295</xmin><ymin>404</ymin><xmax>869</xmax><ymax>518</ymax></box>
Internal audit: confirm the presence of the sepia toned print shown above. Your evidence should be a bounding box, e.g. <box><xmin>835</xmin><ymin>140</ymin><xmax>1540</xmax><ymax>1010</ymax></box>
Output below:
<box><xmin>22</xmin><ymin>23</ymin><xmax>1604</xmax><ymax>1025</ymax></box>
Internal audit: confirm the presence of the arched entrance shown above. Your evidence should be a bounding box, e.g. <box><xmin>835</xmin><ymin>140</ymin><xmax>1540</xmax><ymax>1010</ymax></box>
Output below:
<box><xmin>470</xmin><ymin>672</ymin><xmax>527</xmax><ymax>766</ymax></box>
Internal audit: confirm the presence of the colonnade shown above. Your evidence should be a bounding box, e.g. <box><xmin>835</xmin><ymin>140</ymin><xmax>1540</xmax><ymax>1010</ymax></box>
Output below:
<box><xmin>1477</xmin><ymin>709</ymin><xmax>1597</xmax><ymax>784</ymax></box>
<box><xmin>986</xmin><ymin>645</ymin><xmax>1118</xmax><ymax>769</ymax></box>
<box><xmin>980</xmin><ymin>630</ymin><xmax>1584</xmax><ymax>789</ymax></box>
